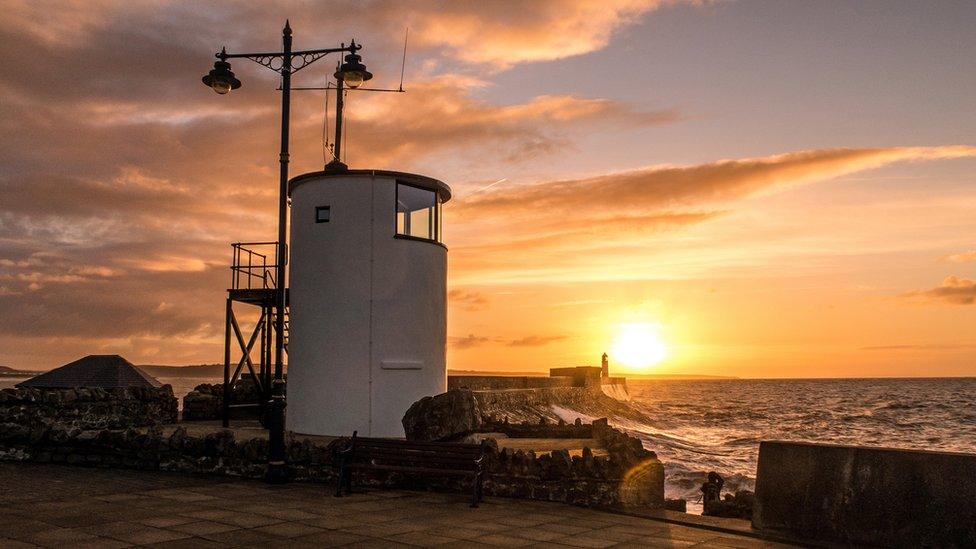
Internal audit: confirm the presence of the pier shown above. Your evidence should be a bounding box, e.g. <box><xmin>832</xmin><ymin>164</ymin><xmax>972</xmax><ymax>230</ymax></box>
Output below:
<box><xmin>0</xmin><ymin>463</ymin><xmax>792</xmax><ymax>548</ymax></box>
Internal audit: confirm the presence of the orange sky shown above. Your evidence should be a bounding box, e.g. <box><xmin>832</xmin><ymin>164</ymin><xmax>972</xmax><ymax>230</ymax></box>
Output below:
<box><xmin>0</xmin><ymin>1</ymin><xmax>974</xmax><ymax>377</ymax></box>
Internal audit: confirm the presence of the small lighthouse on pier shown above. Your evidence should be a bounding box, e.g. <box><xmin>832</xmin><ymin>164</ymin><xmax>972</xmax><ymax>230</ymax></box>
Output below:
<box><xmin>286</xmin><ymin>170</ymin><xmax>451</xmax><ymax>437</ymax></box>
<box><xmin>205</xmin><ymin>23</ymin><xmax>450</xmax><ymax>443</ymax></box>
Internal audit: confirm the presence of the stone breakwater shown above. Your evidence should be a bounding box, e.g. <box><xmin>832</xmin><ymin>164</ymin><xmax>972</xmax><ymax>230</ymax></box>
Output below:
<box><xmin>0</xmin><ymin>386</ymin><xmax>177</xmax><ymax>429</ymax></box>
<box><xmin>402</xmin><ymin>387</ymin><xmax>650</xmax><ymax>442</ymax></box>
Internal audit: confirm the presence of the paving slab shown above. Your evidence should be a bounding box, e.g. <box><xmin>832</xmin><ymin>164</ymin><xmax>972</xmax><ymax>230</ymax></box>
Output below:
<box><xmin>0</xmin><ymin>462</ymin><xmax>798</xmax><ymax>548</ymax></box>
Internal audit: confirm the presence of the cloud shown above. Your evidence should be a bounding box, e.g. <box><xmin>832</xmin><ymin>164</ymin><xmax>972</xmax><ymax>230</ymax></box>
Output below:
<box><xmin>449</xmin><ymin>334</ymin><xmax>493</xmax><ymax>350</ymax></box>
<box><xmin>403</xmin><ymin>1</ymin><xmax>686</xmax><ymax>68</ymax></box>
<box><xmin>942</xmin><ymin>251</ymin><xmax>976</xmax><ymax>263</ymax></box>
<box><xmin>449</xmin><ymin>333</ymin><xmax>567</xmax><ymax>349</ymax></box>
<box><xmin>0</xmin><ymin>1</ymin><xmax>691</xmax><ymax>368</ymax></box>
<box><xmin>861</xmin><ymin>344</ymin><xmax>976</xmax><ymax>351</ymax></box>
<box><xmin>345</xmin><ymin>77</ymin><xmax>679</xmax><ymax>165</ymax></box>
<box><xmin>506</xmin><ymin>335</ymin><xmax>567</xmax><ymax>347</ymax></box>
<box><xmin>448</xmin><ymin>146</ymin><xmax>976</xmax><ymax>282</ymax></box>
<box><xmin>1</xmin><ymin>2</ymin><xmax>974</xmax><ymax>369</ymax></box>
<box><xmin>448</xmin><ymin>289</ymin><xmax>489</xmax><ymax>311</ymax></box>
<box><xmin>902</xmin><ymin>276</ymin><xmax>976</xmax><ymax>305</ymax></box>
<box><xmin>457</xmin><ymin>147</ymin><xmax>976</xmax><ymax>218</ymax></box>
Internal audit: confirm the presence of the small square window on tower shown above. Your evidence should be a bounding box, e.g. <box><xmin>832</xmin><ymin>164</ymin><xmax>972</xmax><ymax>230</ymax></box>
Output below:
<box><xmin>315</xmin><ymin>205</ymin><xmax>330</xmax><ymax>223</ymax></box>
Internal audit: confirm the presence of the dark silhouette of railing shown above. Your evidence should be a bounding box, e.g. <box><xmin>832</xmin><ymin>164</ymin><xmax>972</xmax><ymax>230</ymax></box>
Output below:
<box><xmin>223</xmin><ymin>241</ymin><xmax>289</xmax><ymax>427</ymax></box>
<box><xmin>230</xmin><ymin>242</ymin><xmax>280</xmax><ymax>290</ymax></box>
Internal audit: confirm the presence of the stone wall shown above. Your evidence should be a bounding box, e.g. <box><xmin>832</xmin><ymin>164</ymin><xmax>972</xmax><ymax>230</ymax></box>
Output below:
<box><xmin>0</xmin><ymin>416</ymin><xmax>664</xmax><ymax>510</ymax></box>
<box><xmin>483</xmin><ymin>417</ymin><xmax>665</xmax><ymax>508</ymax></box>
<box><xmin>400</xmin><ymin>387</ymin><xmax>665</xmax><ymax>509</ymax></box>
<box><xmin>0</xmin><ymin>382</ymin><xmax>664</xmax><ymax>511</ymax></box>
<box><xmin>0</xmin><ymin>386</ymin><xmax>177</xmax><ymax>429</ymax></box>
<box><xmin>753</xmin><ymin>440</ymin><xmax>976</xmax><ymax>547</ymax></box>
<box><xmin>182</xmin><ymin>378</ymin><xmax>268</xmax><ymax>421</ymax></box>
<box><xmin>481</xmin><ymin>416</ymin><xmax>595</xmax><ymax>439</ymax></box>
<box><xmin>0</xmin><ymin>423</ymin><xmax>335</xmax><ymax>482</ymax></box>
<box><xmin>448</xmin><ymin>375</ymin><xmax>628</xmax><ymax>393</ymax></box>
<box><xmin>447</xmin><ymin>375</ymin><xmax>573</xmax><ymax>391</ymax></box>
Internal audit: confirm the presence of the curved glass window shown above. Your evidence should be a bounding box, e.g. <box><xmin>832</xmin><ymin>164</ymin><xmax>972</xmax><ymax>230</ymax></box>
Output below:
<box><xmin>396</xmin><ymin>182</ymin><xmax>441</xmax><ymax>243</ymax></box>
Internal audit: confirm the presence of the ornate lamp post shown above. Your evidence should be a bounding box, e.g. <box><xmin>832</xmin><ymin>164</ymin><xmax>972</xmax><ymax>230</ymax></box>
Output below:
<box><xmin>202</xmin><ymin>21</ymin><xmax>372</xmax><ymax>483</ymax></box>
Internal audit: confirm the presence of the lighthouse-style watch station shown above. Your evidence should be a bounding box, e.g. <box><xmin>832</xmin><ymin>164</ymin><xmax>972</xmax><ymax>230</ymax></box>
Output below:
<box><xmin>286</xmin><ymin>169</ymin><xmax>451</xmax><ymax>437</ymax></box>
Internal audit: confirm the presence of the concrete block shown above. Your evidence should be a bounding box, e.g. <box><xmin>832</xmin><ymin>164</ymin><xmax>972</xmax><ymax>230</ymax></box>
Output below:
<box><xmin>753</xmin><ymin>440</ymin><xmax>976</xmax><ymax>547</ymax></box>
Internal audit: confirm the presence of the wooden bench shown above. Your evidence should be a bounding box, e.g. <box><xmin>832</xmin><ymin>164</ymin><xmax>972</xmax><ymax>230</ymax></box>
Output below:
<box><xmin>334</xmin><ymin>431</ymin><xmax>488</xmax><ymax>507</ymax></box>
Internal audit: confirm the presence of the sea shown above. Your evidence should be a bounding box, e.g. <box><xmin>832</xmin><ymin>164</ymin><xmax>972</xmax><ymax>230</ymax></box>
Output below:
<box><xmin>3</xmin><ymin>375</ymin><xmax>974</xmax><ymax>515</ymax></box>
<box><xmin>621</xmin><ymin>378</ymin><xmax>976</xmax><ymax>513</ymax></box>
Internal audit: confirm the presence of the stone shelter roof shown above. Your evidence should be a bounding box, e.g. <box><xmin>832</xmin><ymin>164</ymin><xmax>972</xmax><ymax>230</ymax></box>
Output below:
<box><xmin>16</xmin><ymin>354</ymin><xmax>162</xmax><ymax>389</ymax></box>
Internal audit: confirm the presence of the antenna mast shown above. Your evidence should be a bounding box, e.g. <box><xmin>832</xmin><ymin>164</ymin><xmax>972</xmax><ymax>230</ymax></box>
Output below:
<box><xmin>399</xmin><ymin>28</ymin><xmax>409</xmax><ymax>92</ymax></box>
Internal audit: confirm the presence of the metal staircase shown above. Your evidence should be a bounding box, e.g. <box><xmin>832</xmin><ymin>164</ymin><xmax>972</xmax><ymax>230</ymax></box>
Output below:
<box><xmin>222</xmin><ymin>241</ymin><xmax>288</xmax><ymax>426</ymax></box>
<box><xmin>274</xmin><ymin>307</ymin><xmax>290</xmax><ymax>353</ymax></box>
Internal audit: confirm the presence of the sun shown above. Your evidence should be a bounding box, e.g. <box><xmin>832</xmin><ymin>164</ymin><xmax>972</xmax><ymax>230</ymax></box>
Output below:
<box><xmin>611</xmin><ymin>323</ymin><xmax>668</xmax><ymax>370</ymax></box>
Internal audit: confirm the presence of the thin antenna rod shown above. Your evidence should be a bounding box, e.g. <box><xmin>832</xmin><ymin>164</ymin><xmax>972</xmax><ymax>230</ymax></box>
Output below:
<box><xmin>342</xmin><ymin>89</ymin><xmax>349</xmax><ymax>163</ymax></box>
<box><xmin>399</xmin><ymin>27</ymin><xmax>409</xmax><ymax>92</ymax></box>
<box><xmin>322</xmin><ymin>86</ymin><xmax>332</xmax><ymax>163</ymax></box>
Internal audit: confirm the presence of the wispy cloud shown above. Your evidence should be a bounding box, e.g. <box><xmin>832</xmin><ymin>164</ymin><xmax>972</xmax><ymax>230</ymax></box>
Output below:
<box><xmin>406</xmin><ymin>0</ymin><xmax>690</xmax><ymax>68</ymax></box>
<box><xmin>507</xmin><ymin>335</ymin><xmax>567</xmax><ymax>347</ymax></box>
<box><xmin>448</xmin><ymin>334</ymin><xmax>493</xmax><ymax>350</ymax></box>
<box><xmin>448</xmin><ymin>289</ymin><xmax>489</xmax><ymax>311</ymax></box>
<box><xmin>861</xmin><ymin>343</ymin><xmax>976</xmax><ymax>351</ymax></box>
<box><xmin>942</xmin><ymin>251</ymin><xmax>976</xmax><ymax>263</ymax></box>
<box><xmin>450</xmin><ymin>146</ymin><xmax>976</xmax><ymax>282</ymax></box>
<box><xmin>902</xmin><ymin>276</ymin><xmax>976</xmax><ymax>305</ymax></box>
<box><xmin>449</xmin><ymin>334</ymin><xmax>567</xmax><ymax>349</ymax></box>
<box><xmin>347</xmin><ymin>77</ymin><xmax>680</xmax><ymax>165</ymax></box>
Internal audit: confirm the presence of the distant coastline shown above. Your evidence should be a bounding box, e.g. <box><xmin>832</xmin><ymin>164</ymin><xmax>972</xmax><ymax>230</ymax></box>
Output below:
<box><xmin>139</xmin><ymin>364</ymin><xmax>224</xmax><ymax>378</ymax></box>
<box><xmin>446</xmin><ymin>369</ymin><xmax>738</xmax><ymax>380</ymax></box>
<box><xmin>2</xmin><ymin>364</ymin><xmax>740</xmax><ymax>380</ymax></box>
<box><xmin>0</xmin><ymin>365</ymin><xmax>34</xmax><ymax>377</ymax></box>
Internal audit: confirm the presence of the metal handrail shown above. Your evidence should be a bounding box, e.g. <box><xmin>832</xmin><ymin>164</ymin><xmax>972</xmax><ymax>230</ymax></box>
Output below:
<box><xmin>230</xmin><ymin>242</ymin><xmax>280</xmax><ymax>290</ymax></box>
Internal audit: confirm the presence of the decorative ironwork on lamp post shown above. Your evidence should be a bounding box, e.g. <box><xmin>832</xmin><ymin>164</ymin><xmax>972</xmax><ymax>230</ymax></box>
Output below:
<box><xmin>201</xmin><ymin>20</ymin><xmax>372</xmax><ymax>483</ymax></box>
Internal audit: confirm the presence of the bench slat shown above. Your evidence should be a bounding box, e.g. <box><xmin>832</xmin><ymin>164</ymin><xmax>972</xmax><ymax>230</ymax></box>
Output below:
<box><xmin>335</xmin><ymin>433</ymin><xmax>487</xmax><ymax>507</ymax></box>
<box><xmin>350</xmin><ymin>448</ymin><xmax>481</xmax><ymax>461</ymax></box>
<box><xmin>358</xmin><ymin>460</ymin><xmax>478</xmax><ymax>471</ymax></box>
<box><xmin>353</xmin><ymin>442</ymin><xmax>481</xmax><ymax>454</ymax></box>
<box><xmin>350</xmin><ymin>437</ymin><xmax>480</xmax><ymax>448</ymax></box>
<box><xmin>347</xmin><ymin>463</ymin><xmax>476</xmax><ymax>476</ymax></box>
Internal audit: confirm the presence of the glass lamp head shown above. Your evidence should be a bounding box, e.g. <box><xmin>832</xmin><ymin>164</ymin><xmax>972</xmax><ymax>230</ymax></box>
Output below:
<box><xmin>202</xmin><ymin>60</ymin><xmax>241</xmax><ymax>95</ymax></box>
<box><xmin>335</xmin><ymin>51</ymin><xmax>372</xmax><ymax>89</ymax></box>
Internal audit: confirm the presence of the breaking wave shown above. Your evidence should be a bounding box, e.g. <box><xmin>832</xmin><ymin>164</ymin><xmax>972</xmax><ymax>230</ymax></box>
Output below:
<box><xmin>585</xmin><ymin>378</ymin><xmax>976</xmax><ymax>514</ymax></box>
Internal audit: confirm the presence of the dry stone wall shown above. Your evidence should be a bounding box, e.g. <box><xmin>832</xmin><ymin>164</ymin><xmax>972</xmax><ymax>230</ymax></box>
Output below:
<box><xmin>0</xmin><ymin>386</ymin><xmax>177</xmax><ymax>429</ymax></box>
<box><xmin>0</xmin><ymin>423</ymin><xmax>335</xmax><ymax>481</ymax></box>
<box><xmin>182</xmin><ymin>379</ymin><xmax>267</xmax><ymax>421</ymax></box>
<box><xmin>0</xmin><ymin>417</ymin><xmax>664</xmax><ymax>510</ymax></box>
<box><xmin>0</xmin><ymin>383</ymin><xmax>664</xmax><ymax>511</ymax></box>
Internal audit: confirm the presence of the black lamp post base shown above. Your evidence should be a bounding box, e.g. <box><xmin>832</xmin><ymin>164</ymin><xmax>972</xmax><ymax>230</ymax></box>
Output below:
<box><xmin>264</xmin><ymin>461</ymin><xmax>291</xmax><ymax>484</ymax></box>
<box><xmin>265</xmin><ymin>380</ymin><xmax>289</xmax><ymax>484</ymax></box>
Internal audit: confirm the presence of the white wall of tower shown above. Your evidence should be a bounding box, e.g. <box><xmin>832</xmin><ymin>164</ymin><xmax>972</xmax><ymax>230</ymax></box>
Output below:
<box><xmin>286</xmin><ymin>172</ymin><xmax>447</xmax><ymax>438</ymax></box>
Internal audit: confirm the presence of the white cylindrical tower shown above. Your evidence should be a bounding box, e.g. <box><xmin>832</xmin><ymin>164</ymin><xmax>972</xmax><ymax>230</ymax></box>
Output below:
<box><xmin>287</xmin><ymin>169</ymin><xmax>450</xmax><ymax>437</ymax></box>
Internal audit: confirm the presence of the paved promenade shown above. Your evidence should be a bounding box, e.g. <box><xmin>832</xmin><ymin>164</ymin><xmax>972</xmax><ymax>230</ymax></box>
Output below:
<box><xmin>0</xmin><ymin>464</ymin><xmax>793</xmax><ymax>548</ymax></box>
